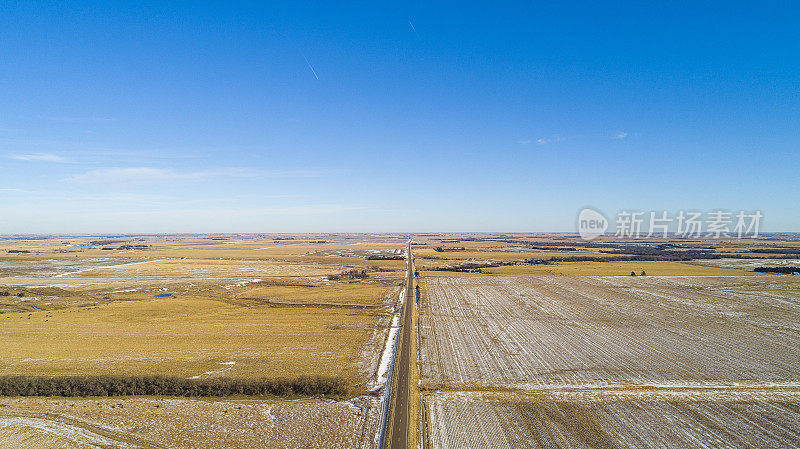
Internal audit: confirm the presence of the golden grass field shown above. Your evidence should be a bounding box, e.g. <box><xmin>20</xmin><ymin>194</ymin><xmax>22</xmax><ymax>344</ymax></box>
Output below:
<box><xmin>0</xmin><ymin>235</ymin><xmax>408</xmax><ymax>385</ymax></box>
<box><xmin>1</xmin><ymin>297</ymin><xmax>382</xmax><ymax>382</ymax></box>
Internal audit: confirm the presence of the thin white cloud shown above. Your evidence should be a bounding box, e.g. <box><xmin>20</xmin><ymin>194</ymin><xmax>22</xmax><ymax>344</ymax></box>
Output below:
<box><xmin>10</xmin><ymin>153</ymin><xmax>66</xmax><ymax>162</ymax></box>
<box><xmin>44</xmin><ymin>116</ymin><xmax>115</xmax><ymax>123</ymax></box>
<box><xmin>536</xmin><ymin>136</ymin><xmax>564</xmax><ymax>145</ymax></box>
<box><xmin>66</xmin><ymin>167</ymin><xmax>327</xmax><ymax>183</ymax></box>
<box><xmin>68</xmin><ymin>167</ymin><xmax>174</xmax><ymax>183</ymax></box>
<box><xmin>614</xmin><ymin>131</ymin><xmax>629</xmax><ymax>139</ymax></box>
<box><xmin>0</xmin><ymin>188</ymin><xmax>27</xmax><ymax>192</ymax></box>
<box><xmin>302</xmin><ymin>54</ymin><xmax>319</xmax><ymax>80</ymax></box>
<box><xmin>250</xmin><ymin>204</ymin><xmax>358</xmax><ymax>216</ymax></box>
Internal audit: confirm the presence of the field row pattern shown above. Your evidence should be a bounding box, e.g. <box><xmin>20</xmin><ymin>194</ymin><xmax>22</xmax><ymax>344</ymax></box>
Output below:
<box><xmin>426</xmin><ymin>396</ymin><xmax>800</xmax><ymax>449</ymax></box>
<box><xmin>420</xmin><ymin>276</ymin><xmax>800</xmax><ymax>387</ymax></box>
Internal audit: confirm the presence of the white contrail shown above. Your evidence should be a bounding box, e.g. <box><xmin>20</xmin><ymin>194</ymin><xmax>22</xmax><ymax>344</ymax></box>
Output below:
<box><xmin>408</xmin><ymin>19</ymin><xmax>417</xmax><ymax>34</ymax></box>
<box><xmin>303</xmin><ymin>55</ymin><xmax>319</xmax><ymax>80</ymax></box>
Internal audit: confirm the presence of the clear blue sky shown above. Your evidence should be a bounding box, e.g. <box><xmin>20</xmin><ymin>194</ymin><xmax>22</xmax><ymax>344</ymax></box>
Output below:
<box><xmin>1</xmin><ymin>1</ymin><xmax>798</xmax><ymax>233</ymax></box>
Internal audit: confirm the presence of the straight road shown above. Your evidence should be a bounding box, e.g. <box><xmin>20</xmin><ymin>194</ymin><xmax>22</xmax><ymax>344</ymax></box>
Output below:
<box><xmin>389</xmin><ymin>241</ymin><xmax>414</xmax><ymax>449</ymax></box>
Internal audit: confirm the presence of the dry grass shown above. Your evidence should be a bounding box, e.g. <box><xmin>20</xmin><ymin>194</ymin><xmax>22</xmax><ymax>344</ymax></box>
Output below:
<box><xmin>237</xmin><ymin>280</ymin><xmax>400</xmax><ymax>307</ymax></box>
<box><xmin>413</xmin><ymin>249</ymin><xmax>593</xmax><ymax>262</ymax></box>
<box><xmin>0</xmin><ymin>233</ymin><xmax>405</xmax><ymax>448</ymax></box>
<box><xmin>0</xmin><ymin>235</ymin><xmax>408</xmax><ymax>393</ymax></box>
<box><xmin>0</xmin><ymin>296</ymin><xmax>384</xmax><ymax>384</ymax></box>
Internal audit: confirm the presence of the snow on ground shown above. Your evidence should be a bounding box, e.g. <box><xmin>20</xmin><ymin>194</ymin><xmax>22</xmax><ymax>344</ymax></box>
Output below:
<box><xmin>51</xmin><ymin>259</ymin><xmax>161</xmax><ymax>278</ymax></box>
<box><xmin>371</xmin><ymin>287</ymin><xmax>404</xmax><ymax>392</ymax></box>
<box><xmin>0</xmin><ymin>417</ymin><xmax>135</xmax><ymax>448</ymax></box>
<box><xmin>188</xmin><ymin>361</ymin><xmax>237</xmax><ymax>379</ymax></box>
<box><xmin>222</xmin><ymin>278</ymin><xmax>262</xmax><ymax>289</ymax></box>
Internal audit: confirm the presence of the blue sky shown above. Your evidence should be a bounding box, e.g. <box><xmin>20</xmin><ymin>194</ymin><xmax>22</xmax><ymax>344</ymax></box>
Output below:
<box><xmin>1</xmin><ymin>1</ymin><xmax>798</xmax><ymax>233</ymax></box>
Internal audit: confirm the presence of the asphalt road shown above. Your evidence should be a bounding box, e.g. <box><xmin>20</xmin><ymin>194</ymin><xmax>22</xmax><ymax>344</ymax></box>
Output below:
<box><xmin>390</xmin><ymin>241</ymin><xmax>414</xmax><ymax>449</ymax></box>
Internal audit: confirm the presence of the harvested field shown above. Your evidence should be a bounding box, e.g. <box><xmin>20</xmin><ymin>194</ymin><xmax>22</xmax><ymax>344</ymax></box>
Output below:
<box><xmin>0</xmin><ymin>395</ymin><xmax>383</xmax><ymax>448</ymax></box>
<box><xmin>0</xmin><ymin>259</ymin><xmax>338</xmax><ymax>291</ymax></box>
<box><xmin>0</xmin><ymin>416</ymin><xmax>135</xmax><ymax>448</ymax></box>
<box><xmin>692</xmin><ymin>258</ymin><xmax>800</xmax><ymax>271</ymax></box>
<box><xmin>419</xmin><ymin>275</ymin><xmax>800</xmax><ymax>388</ymax></box>
<box><xmin>482</xmin><ymin>261</ymin><xmax>752</xmax><ymax>276</ymax></box>
<box><xmin>425</xmin><ymin>392</ymin><xmax>800</xmax><ymax>449</ymax></box>
<box><xmin>420</xmin><ymin>273</ymin><xmax>800</xmax><ymax>448</ymax></box>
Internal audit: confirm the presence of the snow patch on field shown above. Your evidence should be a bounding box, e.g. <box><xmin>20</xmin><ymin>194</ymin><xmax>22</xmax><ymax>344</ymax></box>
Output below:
<box><xmin>189</xmin><ymin>361</ymin><xmax>237</xmax><ymax>379</ymax></box>
<box><xmin>371</xmin><ymin>287</ymin><xmax>404</xmax><ymax>392</ymax></box>
<box><xmin>373</xmin><ymin>316</ymin><xmax>401</xmax><ymax>390</ymax></box>
<box><xmin>52</xmin><ymin>259</ymin><xmax>161</xmax><ymax>278</ymax></box>
<box><xmin>0</xmin><ymin>417</ymin><xmax>134</xmax><ymax>448</ymax></box>
<box><xmin>222</xmin><ymin>279</ymin><xmax>262</xmax><ymax>289</ymax></box>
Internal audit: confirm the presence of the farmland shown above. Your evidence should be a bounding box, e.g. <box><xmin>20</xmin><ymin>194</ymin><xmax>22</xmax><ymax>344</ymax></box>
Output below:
<box><xmin>3</xmin><ymin>233</ymin><xmax>800</xmax><ymax>447</ymax></box>
<box><xmin>415</xmin><ymin>235</ymin><xmax>800</xmax><ymax>448</ymax></box>
<box><xmin>425</xmin><ymin>391</ymin><xmax>800</xmax><ymax>448</ymax></box>
<box><xmin>0</xmin><ymin>396</ymin><xmax>382</xmax><ymax>449</ymax></box>
<box><xmin>419</xmin><ymin>275</ymin><xmax>800</xmax><ymax>388</ymax></box>
<box><xmin>0</xmin><ymin>234</ymin><xmax>408</xmax><ymax>448</ymax></box>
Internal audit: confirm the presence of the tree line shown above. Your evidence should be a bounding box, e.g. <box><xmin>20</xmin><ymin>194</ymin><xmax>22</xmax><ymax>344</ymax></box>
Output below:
<box><xmin>753</xmin><ymin>266</ymin><xmax>800</xmax><ymax>274</ymax></box>
<box><xmin>0</xmin><ymin>375</ymin><xmax>349</xmax><ymax>398</ymax></box>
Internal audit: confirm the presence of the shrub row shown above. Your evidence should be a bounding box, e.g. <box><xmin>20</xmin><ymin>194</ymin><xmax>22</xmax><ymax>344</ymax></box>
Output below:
<box><xmin>0</xmin><ymin>375</ymin><xmax>349</xmax><ymax>398</ymax></box>
<box><xmin>753</xmin><ymin>266</ymin><xmax>800</xmax><ymax>274</ymax></box>
<box><xmin>328</xmin><ymin>269</ymin><xmax>368</xmax><ymax>280</ymax></box>
<box><xmin>365</xmin><ymin>255</ymin><xmax>404</xmax><ymax>260</ymax></box>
